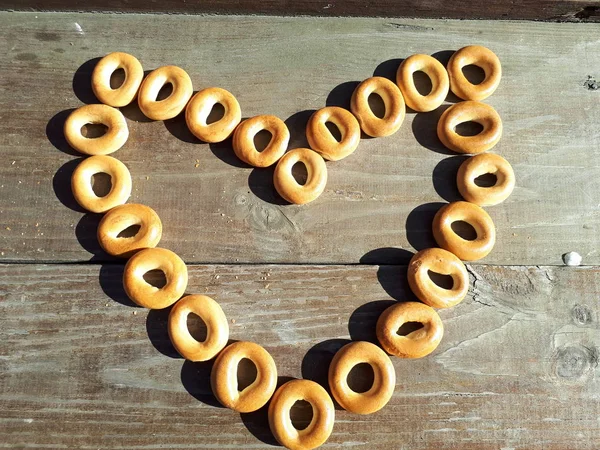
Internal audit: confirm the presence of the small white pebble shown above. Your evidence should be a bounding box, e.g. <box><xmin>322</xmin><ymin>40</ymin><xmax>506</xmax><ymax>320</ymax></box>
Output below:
<box><xmin>563</xmin><ymin>251</ymin><xmax>582</xmax><ymax>266</ymax></box>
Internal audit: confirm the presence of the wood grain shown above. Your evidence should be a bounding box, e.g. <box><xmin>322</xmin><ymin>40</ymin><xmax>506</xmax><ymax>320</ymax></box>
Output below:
<box><xmin>2</xmin><ymin>0</ymin><xmax>600</xmax><ymax>21</ymax></box>
<box><xmin>1</xmin><ymin>263</ymin><xmax>599</xmax><ymax>449</ymax></box>
<box><xmin>1</xmin><ymin>12</ymin><xmax>599</xmax><ymax>265</ymax></box>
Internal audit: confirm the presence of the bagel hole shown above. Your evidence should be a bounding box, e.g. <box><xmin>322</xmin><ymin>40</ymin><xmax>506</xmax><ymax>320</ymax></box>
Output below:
<box><xmin>206</xmin><ymin>102</ymin><xmax>225</xmax><ymax>125</ymax></box>
<box><xmin>347</xmin><ymin>363</ymin><xmax>375</xmax><ymax>394</ymax></box>
<box><xmin>428</xmin><ymin>270</ymin><xmax>454</xmax><ymax>290</ymax></box>
<box><xmin>474</xmin><ymin>172</ymin><xmax>498</xmax><ymax>187</ymax></box>
<box><xmin>186</xmin><ymin>312</ymin><xmax>208</xmax><ymax>342</ymax></box>
<box><xmin>291</xmin><ymin>162</ymin><xmax>308</xmax><ymax>186</ymax></box>
<box><xmin>91</xmin><ymin>172</ymin><xmax>112</xmax><ymax>197</ymax></box>
<box><xmin>396</xmin><ymin>321</ymin><xmax>425</xmax><ymax>336</ymax></box>
<box><xmin>325</xmin><ymin>121</ymin><xmax>342</xmax><ymax>142</ymax></box>
<box><xmin>462</xmin><ymin>64</ymin><xmax>486</xmax><ymax>85</ymax></box>
<box><xmin>451</xmin><ymin>220</ymin><xmax>478</xmax><ymax>241</ymax></box>
<box><xmin>143</xmin><ymin>269</ymin><xmax>167</xmax><ymax>289</ymax></box>
<box><xmin>290</xmin><ymin>400</ymin><xmax>313</xmax><ymax>431</ymax></box>
<box><xmin>236</xmin><ymin>358</ymin><xmax>258</xmax><ymax>392</ymax></box>
<box><xmin>110</xmin><ymin>68</ymin><xmax>126</xmax><ymax>89</ymax></box>
<box><xmin>81</xmin><ymin>123</ymin><xmax>108</xmax><ymax>138</ymax></box>
<box><xmin>368</xmin><ymin>93</ymin><xmax>386</xmax><ymax>119</ymax></box>
<box><xmin>413</xmin><ymin>70</ymin><xmax>433</xmax><ymax>96</ymax></box>
<box><xmin>156</xmin><ymin>82</ymin><xmax>174</xmax><ymax>101</ymax></box>
<box><xmin>116</xmin><ymin>224</ymin><xmax>141</xmax><ymax>238</ymax></box>
<box><xmin>253</xmin><ymin>129</ymin><xmax>273</xmax><ymax>152</ymax></box>
<box><xmin>455</xmin><ymin>121</ymin><xmax>484</xmax><ymax>137</ymax></box>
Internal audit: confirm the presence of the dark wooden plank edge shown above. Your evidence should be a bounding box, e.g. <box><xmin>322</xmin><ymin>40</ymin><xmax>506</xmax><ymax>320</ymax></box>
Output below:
<box><xmin>1</xmin><ymin>0</ymin><xmax>599</xmax><ymax>21</ymax></box>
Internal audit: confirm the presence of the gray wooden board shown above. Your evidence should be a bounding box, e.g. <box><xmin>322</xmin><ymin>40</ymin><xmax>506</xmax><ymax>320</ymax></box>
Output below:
<box><xmin>3</xmin><ymin>0</ymin><xmax>600</xmax><ymax>21</ymax></box>
<box><xmin>0</xmin><ymin>12</ymin><xmax>599</xmax><ymax>266</ymax></box>
<box><xmin>1</xmin><ymin>263</ymin><xmax>600</xmax><ymax>449</ymax></box>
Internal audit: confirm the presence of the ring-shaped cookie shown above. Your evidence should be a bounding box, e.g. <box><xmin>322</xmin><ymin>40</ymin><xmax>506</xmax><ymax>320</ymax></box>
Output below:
<box><xmin>457</xmin><ymin>153</ymin><xmax>515</xmax><ymax>206</ymax></box>
<box><xmin>168</xmin><ymin>295</ymin><xmax>229</xmax><ymax>362</ymax></box>
<box><xmin>447</xmin><ymin>45</ymin><xmax>501</xmax><ymax>101</ymax></box>
<box><xmin>92</xmin><ymin>52</ymin><xmax>144</xmax><ymax>107</ymax></box>
<box><xmin>350</xmin><ymin>76</ymin><xmax>405</xmax><ymax>137</ymax></box>
<box><xmin>64</xmin><ymin>104</ymin><xmax>128</xmax><ymax>155</ymax></box>
<box><xmin>138</xmin><ymin>65</ymin><xmax>193</xmax><ymax>121</ymax></box>
<box><xmin>232</xmin><ymin>115</ymin><xmax>290</xmax><ymax>167</ymax></box>
<box><xmin>408</xmin><ymin>248</ymin><xmax>469</xmax><ymax>309</ymax></box>
<box><xmin>185</xmin><ymin>87</ymin><xmax>242</xmax><ymax>143</ymax></box>
<box><xmin>396</xmin><ymin>54</ymin><xmax>449</xmax><ymax>112</ymax></box>
<box><xmin>123</xmin><ymin>247</ymin><xmax>188</xmax><ymax>309</ymax></box>
<box><xmin>211</xmin><ymin>341</ymin><xmax>277</xmax><ymax>413</ymax></box>
<box><xmin>268</xmin><ymin>379</ymin><xmax>335</xmax><ymax>450</ymax></box>
<box><xmin>432</xmin><ymin>201</ymin><xmax>496</xmax><ymax>261</ymax></box>
<box><xmin>376</xmin><ymin>302</ymin><xmax>444</xmax><ymax>359</ymax></box>
<box><xmin>273</xmin><ymin>148</ymin><xmax>327</xmax><ymax>205</ymax></box>
<box><xmin>437</xmin><ymin>101</ymin><xmax>502</xmax><ymax>154</ymax></box>
<box><xmin>71</xmin><ymin>155</ymin><xmax>131</xmax><ymax>213</ymax></box>
<box><xmin>328</xmin><ymin>341</ymin><xmax>395</xmax><ymax>414</ymax></box>
<box><xmin>306</xmin><ymin>106</ymin><xmax>360</xmax><ymax>161</ymax></box>
<box><xmin>97</xmin><ymin>203</ymin><xmax>162</xmax><ymax>258</ymax></box>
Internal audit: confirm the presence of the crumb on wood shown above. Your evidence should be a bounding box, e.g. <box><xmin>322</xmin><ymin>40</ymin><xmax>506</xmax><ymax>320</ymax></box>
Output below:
<box><xmin>584</xmin><ymin>75</ymin><xmax>599</xmax><ymax>91</ymax></box>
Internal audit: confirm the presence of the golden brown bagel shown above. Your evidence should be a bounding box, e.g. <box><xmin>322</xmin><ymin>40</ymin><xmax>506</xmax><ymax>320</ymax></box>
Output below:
<box><xmin>432</xmin><ymin>201</ymin><xmax>496</xmax><ymax>261</ymax></box>
<box><xmin>97</xmin><ymin>203</ymin><xmax>162</xmax><ymax>258</ymax></box>
<box><xmin>408</xmin><ymin>248</ymin><xmax>469</xmax><ymax>309</ymax></box>
<box><xmin>437</xmin><ymin>101</ymin><xmax>502</xmax><ymax>154</ymax></box>
<box><xmin>351</xmin><ymin>76</ymin><xmax>405</xmax><ymax>137</ymax></box>
<box><xmin>457</xmin><ymin>153</ymin><xmax>515</xmax><ymax>206</ymax></box>
<box><xmin>169</xmin><ymin>294</ymin><xmax>229</xmax><ymax>362</ymax></box>
<box><xmin>92</xmin><ymin>52</ymin><xmax>144</xmax><ymax>107</ymax></box>
<box><xmin>396</xmin><ymin>54</ymin><xmax>449</xmax><ymax>112</ymax></box>
<box><xmin>447</xmin><ymin>45</ymin><xmax>501</xmax><ymax>101</ymax></box>
<box><xmin>268</xmin><ymin>379</ymin><xmax>335</xmax><ymax>450</ymax></box>
<box><xmin>64</xmin><ymin>104</ymin><xmax>128</xmax><ymax>155</ymax></box>
<box><xmin>71</xmin><ymin>155</ymin><xmax>131</xmax><ymax>213</ymax></box>
<box><xmin>376</xmin><ymin>301</ymin><xmax>444</xmax><ymax>359</ymax></box>
<box><xmin>328</xmin><ymin>341</ymin><xmax>395</xmax><ymax>414</ymax></box>
<box><xmin>185</xmin><ymin>87</ymin><xmax>241</xmax><ymax>143</ymax></box>
<box><xmin>138</xmin><ymin>65</ymin><xmax>193</xmax><ymax>121</ymax></box>
<box><xmin>232</xmin><ymin>115</ymin><xmax>290</xmax><ymax>167</ymax></box>
<box><xmin>123</xmin><ymin>247</ymin><xmax>187</xmax><ymax>309</ymax></box>
<box><xmin>306</xmin><ymin>106</ymin><xmax>360</xmax><ymax>161</ymax></box>
<box><xmin>273</xmin><ymin>148</ymin><xmax>327</xmax><ymax>205</ymax></box>
<box><xmin>211</xmin><ymin>341</ymin><xmax>277</xmax><ymax>413</ymax></box>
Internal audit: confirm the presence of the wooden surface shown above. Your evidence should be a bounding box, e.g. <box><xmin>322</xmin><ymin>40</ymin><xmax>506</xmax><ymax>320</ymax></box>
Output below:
<box><xmin>2</xmin><ymin>10</ymin><xmax>600</xmax><ymax>449</ymax></box>
<box><xmin>2</xmin><ymin>263</ymin><xmax>600</xmax><ymax>449</ymax></box>
<box><xmin>3</xmin><ymin>0</ymin><xmax>600</xmax><ymax>21</ymax></box>
<box><xmin>0</xmin><ymin>12</ymin><xmax>599</xmax><ymax>265</ymax></box>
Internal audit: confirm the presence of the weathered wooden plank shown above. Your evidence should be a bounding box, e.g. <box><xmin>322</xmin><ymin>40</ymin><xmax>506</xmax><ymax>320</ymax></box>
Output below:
<box><xmin>1</xmin><ymin>263</ymin><xmax>599</xmax><ymax>449</ymax></box>
<box><xmin>2</xmin><ymin>0</ymin><xmax>600</xmax><ymax>22</ymax></box>
<box><xmin>0</xmin><ymin>13</ymin><xmax>599</xmax><ymax>265</ymax></box>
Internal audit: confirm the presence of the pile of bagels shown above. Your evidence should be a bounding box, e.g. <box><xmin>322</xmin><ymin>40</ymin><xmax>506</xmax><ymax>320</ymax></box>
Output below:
<box><xmin>62</xmin><ymin>45</ymin><xmax>514</xmax><ymax>450</ymax></box>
